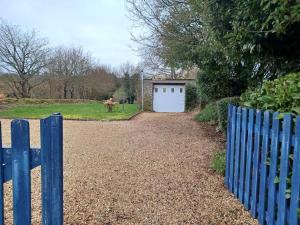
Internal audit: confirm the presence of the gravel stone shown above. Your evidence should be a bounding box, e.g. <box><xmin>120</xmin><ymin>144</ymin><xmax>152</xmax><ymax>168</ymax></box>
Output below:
<box><xmin>0</xmin><ymin>113</ymin><xmax>258</xmax><ymax>225</ymax></box>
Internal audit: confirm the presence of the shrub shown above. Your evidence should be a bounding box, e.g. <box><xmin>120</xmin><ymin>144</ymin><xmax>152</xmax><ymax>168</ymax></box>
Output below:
<box><xmin>185</xmin><ymin>83</ymin><xmax>198</xmax><ymax>110</ymax></box>
<box><xmin>143</xmin><ymin>96</ymin><xmax>152</xmax><ymax>111</ymax></box>
<box><xmin>211</xmin><ymin>150</ymin><xmax>226</xmax><ymax>176</ymax></box>
<box><xmin>194</xmin><ymin>102</ymin><xmax>218</xmax><ymax>122</ymax></box>
<box><xmin>216</xmin><ymin>97</ymin><xmax>240</xmax><ymax>132</ymax></box>
<box><xmin>240</xmin><ymin>73</ymin><xmax>300</xmax><ymax>114</ymax></box>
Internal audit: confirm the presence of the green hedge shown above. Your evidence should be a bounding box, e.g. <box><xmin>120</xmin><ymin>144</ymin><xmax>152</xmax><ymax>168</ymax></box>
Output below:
<box><xmin>2</xmin><ymin>98</ymin><xmax>98</xmax><ymax>105</ymax></box>
<box><xmin>216</xmin><ymin>97</ymin><xmax>240</xmax><ymax>132</ymax></box>
<box><xmin>143</xmin><ymin>96</ymin><xmax>152</xmax><ymax>111</ymax></box>
<box><xmin>240</xmin><ymin>73</ymin><xmax>300</xmax><ymax>114</ymax></box>
<box><xmin>185</xmin><ymin>84</ymin><xmax>198</xmax><ymax>110</ymax></box>
<box><xmin>194</xmin><ymin>102</ymin><xmax>218</xmax><ymax>122</ymax></box>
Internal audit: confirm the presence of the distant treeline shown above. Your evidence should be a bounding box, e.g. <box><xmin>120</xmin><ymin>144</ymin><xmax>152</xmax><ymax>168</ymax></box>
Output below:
<box><xmin>0</xmin><ymin>20</ymin><xmax>141</xmax><ymax>101</ymax></box>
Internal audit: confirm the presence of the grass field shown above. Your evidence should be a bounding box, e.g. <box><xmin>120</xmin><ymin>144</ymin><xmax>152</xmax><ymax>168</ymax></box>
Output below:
<box><xmin>0</xmin><ymin>102</ymin><xmax>140</xmax><ymax>120</ymax></box>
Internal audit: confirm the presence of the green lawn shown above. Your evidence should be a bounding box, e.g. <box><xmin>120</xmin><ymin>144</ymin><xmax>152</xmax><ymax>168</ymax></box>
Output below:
<box><xmin>0</xmin><ymin>102</ymin><xmax>140</xmax><ymax>120</ymax></box>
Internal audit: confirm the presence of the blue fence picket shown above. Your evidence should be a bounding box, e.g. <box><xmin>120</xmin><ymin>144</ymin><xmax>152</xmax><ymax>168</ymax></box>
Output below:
<box><xmin>234</xmin><ymin>107</ymin><xmax>242</xmax><ymax>197</ymax></box>
<box><xmin>41</xmin><ymin>113</ymin><xmax>63</xmax><ymax>225</ymax></box>
<box><xmin>277</xmin><ymin>114</ymin><xmax>293</xmax><ymax>225</ymax></box>
<box><xmin>0</xmin><ymin>122</ymin><xmax>3</xmax><ymax>225</ymax></box>
<box><xmin>11</xmin><ymin>120</ymin><xmax>31</xmax><ymax>225</ymax></box>
<box><xmin>258</xmin><ymin>110</ymin><xmax>271</xmax><ymax>225</ymax></box>
<box><xmin>244</xmin><ymin>109</ymin><xmax>254</xmax><ymax>210</ymax></box>
<box><xmin>229</xmin><ymin>106</ymin><xmax>237</xmax><ymax>192</ymax></box>
<box><xmin>225</xmin><ymin>105</ymin><xmax>233</xmax><ymax>188</ymax></box>
<box><xmin>238</xmin><ymin>108</ymin><xmax>248</xmax><ymax>203</ymax></box>
<box><xmin>250</xmin><ymin>110</ymin><xmax>262</xmax><ymax>217</ymax></box>
<box><xmin>289</xmin><ymin>116</ymin><xmax>300</xmax><ymax>225</ymax></box>
<box><xmin>266</xmin><ymin>112</ymin><xmax>280</xmax><ymax>225</ymax></box>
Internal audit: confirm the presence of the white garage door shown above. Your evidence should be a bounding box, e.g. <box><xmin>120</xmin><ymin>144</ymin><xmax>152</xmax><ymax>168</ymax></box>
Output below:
<box><xmin>153</xmin><ymin>84</ymin><xmax>185</xmax><ymax>112</ymax></box>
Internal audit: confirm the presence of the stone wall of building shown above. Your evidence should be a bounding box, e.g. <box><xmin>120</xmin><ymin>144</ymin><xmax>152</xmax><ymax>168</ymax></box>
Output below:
<box><xmin>143</xmin><ymin>79</ymin><xmax>153</xmax><ymax>111</ymax></box>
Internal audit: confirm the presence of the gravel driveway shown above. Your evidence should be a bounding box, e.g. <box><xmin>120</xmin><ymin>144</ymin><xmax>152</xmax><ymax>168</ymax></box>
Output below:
<box><xmin>1</xmin><ymin>113</ymin><xmax>258</xmax><ymax>225</ymax></box>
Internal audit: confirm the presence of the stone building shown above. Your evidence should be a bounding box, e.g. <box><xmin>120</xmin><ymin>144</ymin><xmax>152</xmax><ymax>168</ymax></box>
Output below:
<box><xmin>143</xmin><ymin>78</ymin><xmax>196</xmax><ymax>112</ymax></box>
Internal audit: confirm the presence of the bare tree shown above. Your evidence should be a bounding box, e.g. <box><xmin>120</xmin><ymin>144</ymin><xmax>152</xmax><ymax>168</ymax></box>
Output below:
<box><xmin>118</xmin><ymin>62</ymin><xmax>141</xmax><ymax>77</ymax></box>
<box><xmin>0</xmin><ymin>21</ymin><xmax>49</xmax><ymax>97</ymax></box>
<box><xmin>48</xmin><ymin>47</ymin><xmax>92</xmax><ymax>99</ymax></box>
<box><xmin>127</xmin><ymin>0</ymin><xmax>203</xmax><ymax>78</ymax></box>
<box><xmin>81</xmin><ymin>66</ymin><xmax>119</xmax><ymax>100</ymax></box>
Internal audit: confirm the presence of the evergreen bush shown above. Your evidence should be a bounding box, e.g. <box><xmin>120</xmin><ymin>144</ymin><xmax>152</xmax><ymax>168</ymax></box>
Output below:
<box><xmin>240</xmin><ymin>73</ymin><xmax>300</xmax><ymax>114</ymax></box>
<box><xmin>216</xmin><ymin>97</ymin><xmax>240</xmax><ymax>132</ymax></box>
<box><xmin>185</xmin><ymin>84</ymin><xmax>198</xmax><ymax>110</ymax></box>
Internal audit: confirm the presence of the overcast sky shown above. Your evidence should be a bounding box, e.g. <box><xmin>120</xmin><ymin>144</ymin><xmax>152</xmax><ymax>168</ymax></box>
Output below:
<box><xmin>0</xmin><ymin>0</ymin><xmax>141</xmax><ymax>68</ymax></box>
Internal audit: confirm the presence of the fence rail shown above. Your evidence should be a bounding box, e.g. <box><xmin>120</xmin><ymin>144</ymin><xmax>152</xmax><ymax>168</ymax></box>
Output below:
<box><xmin>225</xmin><ymin>105</ymin><xmax>300</xmax><ymax>225</ymax></box>
<box><xmin>0</xmin><ymin>113</ymin><xmax>63</xmax><ymax>225</ymax></box>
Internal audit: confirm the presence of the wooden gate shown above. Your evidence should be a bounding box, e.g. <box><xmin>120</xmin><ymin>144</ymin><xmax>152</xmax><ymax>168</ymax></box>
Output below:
<box><xmin>0</xmin><ymin>113</ymin><xmax>63</xmax><ymax>225</ymax></box>
<box><xmin>225</xmin><ymin>105</ymin><xmax>300</xmax><ymax>225</ymax></box>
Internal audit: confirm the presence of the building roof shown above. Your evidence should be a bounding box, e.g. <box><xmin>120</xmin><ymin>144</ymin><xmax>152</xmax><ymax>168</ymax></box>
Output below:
<box><xmin>144</xmin><ymin>78</ymin><xmax>196</xmax><ymax>83</ymax></box>
<box><xmin>144</xmin><ymin>78</ymin><xmax>195</xmax><ymax>84</ymax></box>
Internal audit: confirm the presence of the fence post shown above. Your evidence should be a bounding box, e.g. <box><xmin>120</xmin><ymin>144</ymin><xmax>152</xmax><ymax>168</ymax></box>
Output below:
<box><xmin>289</xmin><ymin>116</ymin><xmax>300</xmax><ymax>224</ymax></box>
<box><xmin>234</xmin><ymin>107</ymin><xmax>242</xmax><ymax>197</ymax></box>
<box><xmin>266</xmin><ymin>112</ymin><xmax>280</xmax><ymax>225</ymax></box>
<box><xmin>225</xmin><ymin>104</ymin><xmax>232</xmax><ymax>187</ymax></box>
<box><xmin>244</xmin><ymin>109</ymin><xmax>254</xmax><ymax>210</ymax></box>
<box><xmin>250</xmin><ymin>110</ymin><xmax>262</xmax><ymax>217</ymax></box>
<box><xmin>41</xmin><ymin>113</ymin><xmax>63</xmax><ymax>225</ymax></box>
<box><xmin>238</xmin><ymin>108</ymin><xmax>248</xmax><ymax>203</ymax></box>
<box><xmin>258</xmin><ymin>110</ymin><xmax>271</xmax><ymax>225</ymax></box>
<box><xmin>229</xmin><ymin>106</ymin><xmax>237</xmax><ymax>192</ymax></box>
<box><xmin>11</xmin><ymin>120</ymin><xmax>31</xmax><ymax>225</ymax></box>
<box><xmin>277</xmin><ymin>114</ymin><xmax>292</xmax><ymax>225</ymax></box>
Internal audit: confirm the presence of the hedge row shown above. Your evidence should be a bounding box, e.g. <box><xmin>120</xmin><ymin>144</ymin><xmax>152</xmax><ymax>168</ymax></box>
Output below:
<box><xmin>195</xmin><ymin>97</ymin><xmax>240</xmax><ymax>132</ymax></box>
<box><xmin>240</xmin><ymin>73</ymin><xmax>300</xmax><ymax>115</ymax></box>
<box><xmin>185</xmin><ymin>84</ymin><xmax>198</xmax><ymax>110</ymax></box>
<box><xmin>194</xmin><ymin>102</ymin><xmax>218</xmax><ymax>122</ymax></box>
<box><xmin>216</xmin><ymin>97</ymin><xmax>240</xmax><ymax>132</ymax></box>
<box><xmin>1</xmin><ymin>98</ymin><xmax>99</xmax><ymax>105</ymax></box>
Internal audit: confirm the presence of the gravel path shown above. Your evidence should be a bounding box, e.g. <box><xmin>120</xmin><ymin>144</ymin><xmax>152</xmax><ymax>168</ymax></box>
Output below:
<box><xmin>1</xmin><ymin>113</ymin><xmax>258</xmax><ymax>225</ymax></box>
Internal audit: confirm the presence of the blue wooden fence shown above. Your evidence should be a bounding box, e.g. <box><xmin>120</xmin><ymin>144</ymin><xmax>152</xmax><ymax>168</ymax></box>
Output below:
<box><xmin>0</xmin><ymin>113</ymin><xmax>63</xmax><ymax>225</ymax></box>
<box><xmin>225</xmin><ymin>105</ymin><xmax>300</xmax><ymax>225</ymax></box>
